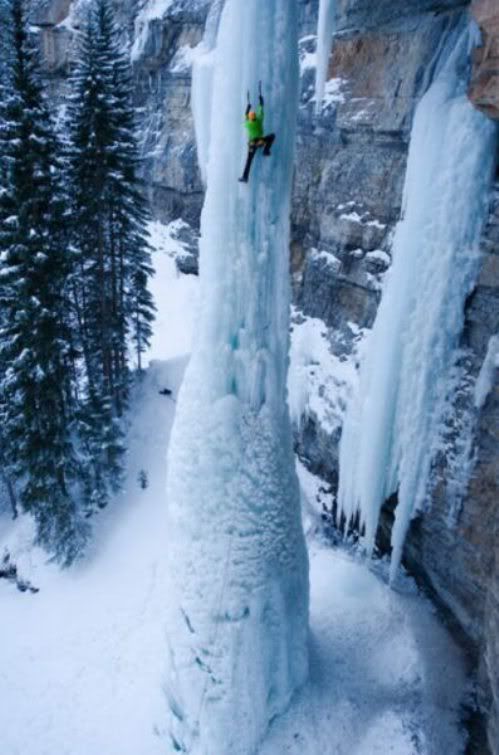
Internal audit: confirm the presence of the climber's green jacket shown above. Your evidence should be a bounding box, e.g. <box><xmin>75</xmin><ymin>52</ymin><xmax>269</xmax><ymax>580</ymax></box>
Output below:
<box><xmin>244</xmin><ymin>104</ymin><xmax>264</xmax><ymax>141</ymax></box>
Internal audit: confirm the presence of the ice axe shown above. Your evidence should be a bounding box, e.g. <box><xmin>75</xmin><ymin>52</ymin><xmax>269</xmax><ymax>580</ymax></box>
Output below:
<box><xmin>258</xmin><ymin>80</ymin><xmax>264</xmax><ymax>106</ymax></box>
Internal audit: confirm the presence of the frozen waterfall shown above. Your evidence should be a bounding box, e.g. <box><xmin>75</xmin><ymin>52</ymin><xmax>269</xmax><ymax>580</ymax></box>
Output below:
<box><xmin>165</xmin><ymin>1</ymin><xmax>309</xmax><ymax>753</ymax></box>
<box><xmin>337</xmin><ymin>25</ymin><xmax>498</xmax><ymax>584</ymax></box>
<box><xmin>315</xmin><ymin>0</ymin><xmax>337</xmax><ymax>110</ymax></box>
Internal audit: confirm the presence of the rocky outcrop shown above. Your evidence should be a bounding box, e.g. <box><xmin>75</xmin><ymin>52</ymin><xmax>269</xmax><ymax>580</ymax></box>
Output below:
<box><xmin>397</xmin><ymin>184</ymin><xmax>499</xmax><ymax>754</ymax></box>
<box><xmin>469</xmin><ymin>0</ymin><xmax>499</xmax><ymax>119</ymax></box>
<box><xmin>29</xmin><ymin>0</ymin><xmax>73</xmax><ymax>76</ymax></box>
<box><xmin>336</xmin><ymin>0</ymin><xmax>468</xmax><ymax>31</ymax></box>
<box><xmin>132</xmin><ymin>2</ymin><xmax>208</xmax><ymax>225</ymax></box>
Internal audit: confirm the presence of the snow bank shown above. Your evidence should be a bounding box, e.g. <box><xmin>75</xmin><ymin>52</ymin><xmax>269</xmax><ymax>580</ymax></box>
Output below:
<box><xmin>0</xmin><ymin>360</ymin><xmax>186</xmax><ymax>755</ymax></box>
<box><xmin>337</xmin><ymin>24</ymin><xmax>498</xmax><ymax>583</ymax></box>
<box><xmin>261</xmin><ymin>539</ymin><xmax>468</xmax><ymax>755</ymax></box>
<box><xmin>0</xmin><ymin>473</ymin><xmax>468</xmax><ymax>755</ymax></box>
<box><xmin>145</xmin><ymin>220</ymin><xmax>199</xmax><ymax>365</ymax></box>
<box><xmin>165</xmin><ymin>1</ymin><xmax>309</xmax><ymax>753</ymax></box>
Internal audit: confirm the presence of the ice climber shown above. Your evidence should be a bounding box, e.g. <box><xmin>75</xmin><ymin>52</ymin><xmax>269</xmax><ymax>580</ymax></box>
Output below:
<box><xmin>239</xmin><ymin>86</ymin><xmax>275</xmax><ymax>183</ymax></box>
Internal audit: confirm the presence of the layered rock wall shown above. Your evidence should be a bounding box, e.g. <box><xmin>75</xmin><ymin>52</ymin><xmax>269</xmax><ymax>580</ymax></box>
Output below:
<box><xmin>469</xmin><ymin>0</ymin><xmax>499</xmax><ymax>119</ymax></box>
<box><xmin>132</xmin><ymin>3</ymin><xmax>208</xmax><ymax>225</ymax></box>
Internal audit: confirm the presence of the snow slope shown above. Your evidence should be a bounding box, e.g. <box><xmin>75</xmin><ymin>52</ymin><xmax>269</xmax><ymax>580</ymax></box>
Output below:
<box><xmin>0</xmin><ymin>220</ymin><xmax>469</xmax><ymax>754</ymax></box>
<box><xmin>0</xmin><ymin>222</ymin><xmax>197</xmax><ymax>755</ymax></box>
<box><xmin>0</xmin><ymin>360</ymin><xmax>180</xmax><ymax>755</ymax></box>
<box><xmin>263</xmin><ymin>544</ymin><xmax>468</xmax><ymax>755</ymax></box>
<box><xmin>0</xmin><ymin>517</ymin><xmax>469</xmax><ymax>755</ymax></box>
<box><xmin>146</xmin><ymin>220</ymin><xmax>199</xmax><ymax>364</ymax></box>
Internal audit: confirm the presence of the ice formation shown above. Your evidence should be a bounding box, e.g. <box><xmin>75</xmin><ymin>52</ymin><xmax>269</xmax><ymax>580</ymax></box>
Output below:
<box><xmin>475</xmin><ymin>334</ymin><xmax>499</xmax><ymax>410</ymax></box>
<box><xmin>165</xmin><ymin>1</ymin><xmax>309</xmax><ymax>753</ymax></box>
<box><xmin>191</xmin><ymin>0</ymin><xmax>224</xmax><ymax>185</ymax></box>
<box><xmin>131</xmin><ymin>0</ymin><xmax>174</xmax><ymax>62</ymax></box>
<box><xmin>337</xmin><ymin>24</ymin><xmax>498</xmax><ymax>583</ymax></box>
<box><xmin>315</xmin><ymin>0</ymin><xmax>336</xmax><ymax>110</ymax></box>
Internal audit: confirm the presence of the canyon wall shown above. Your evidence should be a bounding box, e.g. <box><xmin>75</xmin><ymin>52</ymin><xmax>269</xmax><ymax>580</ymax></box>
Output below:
<box><xmin>27</xmin><ymin>0</ymin><xmax>499</xmax><ymax>750</ymax></box>
<box><xmin>294</xmin><ymin>5</ymin><xmax>498</xmax><ymax>752</ymax></box>
<box><xmin>469</xmin><ymin>0</ymin><xmax>499</xmax><ymax>119</ymax></box>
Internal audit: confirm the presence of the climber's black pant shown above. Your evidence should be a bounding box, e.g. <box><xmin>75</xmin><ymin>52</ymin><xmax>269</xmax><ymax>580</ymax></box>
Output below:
<box><xmin>240</xmin><ymin>134</ymin><xmax>276</xmax><ymax>182</ymax></box>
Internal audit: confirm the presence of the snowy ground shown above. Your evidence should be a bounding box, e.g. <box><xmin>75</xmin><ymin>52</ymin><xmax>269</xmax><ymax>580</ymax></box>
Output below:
<box><xmin>265</xmin><ymin>463</ymin><xmax>468</xmax><ymax>755</ymax></box>
<box><xmin>0</xmin><ymin>221</ymin><xmax>468</xmax><ymax>754</ymax></box>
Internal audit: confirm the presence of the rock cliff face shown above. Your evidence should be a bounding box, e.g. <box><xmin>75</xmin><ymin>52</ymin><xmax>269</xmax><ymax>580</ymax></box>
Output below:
<box><xmin>292</xmin><ymin>5</ymin><xmax>499</xmax><ymax>753</ymax></box>
<box><xmin>28</xmin><ymin>0</ymin><xmax>498</xmax><ymax>750</ymax></box>
<box><xmin>469</xmin><ymin>0</ymin><xmax>499</xmax><ymax>119</ymax></box>
<box><xmin>400</xmin><ymin>182</ymin><xmax>499</xmax><ymax>752</ymax></box>
<box><xmin>131</xmin><ymin>1</ymin><xmax>209</xmax><ymax>225</ymax></box>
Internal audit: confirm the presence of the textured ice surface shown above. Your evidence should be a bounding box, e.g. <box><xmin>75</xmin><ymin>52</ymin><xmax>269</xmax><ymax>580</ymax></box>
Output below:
<box><xmin>165</xmin><ymin>1</ymin><xmax>309</xmax><ymax>753</ymax></box>
<box><xmin>191</xmin><ymin>0</ymin><xmax>224</xmax><ymax>185</ymax></box>
<box><xmin>337</xmin><ymin>25</ymin><xmax>498</xmax><ymax>582</ymax></box>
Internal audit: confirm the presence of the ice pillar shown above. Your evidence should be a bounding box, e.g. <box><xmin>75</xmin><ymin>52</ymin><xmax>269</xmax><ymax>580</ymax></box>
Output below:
<box><xmin>165</xmin><ymin>1</ymin><xmax>309</xmax><ymax>753</ymax></box>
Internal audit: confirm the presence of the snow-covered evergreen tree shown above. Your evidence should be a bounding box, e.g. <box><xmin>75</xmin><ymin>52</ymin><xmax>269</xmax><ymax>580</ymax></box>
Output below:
<box><xmin>0</xmin><ymin>0</ymin><xmax>89</xmax><ymax>562</ymax></box>
<box><xmin>0</xmin><ymin>0</ymin><xmax>12</xmax><ymax>65</ymax></box>
<box><xmin>0</xmin><ymin>0</ymin><xmax>15</xmax><ymax>197</ymax></box>
<box><xmin>105</xmin><ymin>13</ymin><xmax>155</xmax><ymax>375</ymax></box>
<box><xmin>67</xmin><ymin>0</ymin><xmax>155</xmax><ymax>505</ymax></box>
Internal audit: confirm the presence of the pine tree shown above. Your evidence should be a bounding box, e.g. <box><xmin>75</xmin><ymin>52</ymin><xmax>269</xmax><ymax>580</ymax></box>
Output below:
<box><xmin>0</xmin><ymin>0</ymin><xmax>12</xmax><ymax>76</ymax></box>
<box><xmin>68</xmin><ymin>0</ymin><xmax>155</xmax><ymax>506</ymax></box>
<box><xmin>0</xmin><ymin>0</ymin><xmax>17</xmax><ymax>518</ymax></box>
<box><xmin>106</xmin><ymin>17</ymin><xmax>156</xmax><ymax>374</ymax></box>
<box><xmin>0</xmin><ymin>0</ymin><xmax>89</xmax><ymax>562</ymax></box>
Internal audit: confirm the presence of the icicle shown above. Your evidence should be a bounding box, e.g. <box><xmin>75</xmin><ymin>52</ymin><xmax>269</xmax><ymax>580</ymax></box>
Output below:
<box><xmin>315</xmin><ymin>0</ymin><xmax>336</xmax><ymax>112</ymax></box>
<box><xmin>474</xmin><ymin>335</ymin><xmax>499</xmax><ymax>410</ymax></box>
<box><xmin>337</xmin><ymin>24</ymin><xmax>498</xmax><ymax>583</ymax></box>
<box><xmin>191</xmin><ymin>0</ymin><xmax>224</xmax><ymax>185</ymax></box>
